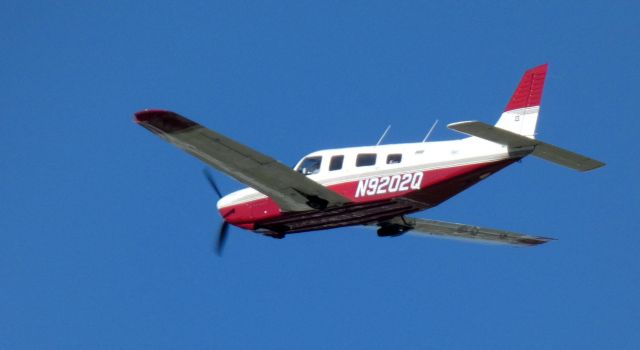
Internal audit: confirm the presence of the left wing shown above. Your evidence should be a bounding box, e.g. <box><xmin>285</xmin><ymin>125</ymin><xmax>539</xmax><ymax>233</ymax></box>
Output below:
<box><xmin>383</xmin><ymin>216</ymin><xmax>553</xmax><ymax>246</ymax></box>
<box><xmin>135</xmin><ymin>110</ymin><xmax>350</xmax><ymax>211</ymax></box>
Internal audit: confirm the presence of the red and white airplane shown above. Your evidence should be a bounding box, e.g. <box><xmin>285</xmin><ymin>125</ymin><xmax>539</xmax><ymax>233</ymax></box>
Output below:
<box><xmin>135</xmin><ymin>64</ymin><xmax>604</xmax><ymax>254</ymax></box>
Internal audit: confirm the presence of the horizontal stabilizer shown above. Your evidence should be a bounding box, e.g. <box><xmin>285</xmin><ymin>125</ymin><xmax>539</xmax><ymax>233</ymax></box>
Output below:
<box><xmin>385</xmin><ymin>217</ymin><xmax>553</xmax><ymax>246</ymax></box>
<box><xmin>448</xmin><ymin>121</ymin><xmax>605</xmax><ymax>172</ymax></box>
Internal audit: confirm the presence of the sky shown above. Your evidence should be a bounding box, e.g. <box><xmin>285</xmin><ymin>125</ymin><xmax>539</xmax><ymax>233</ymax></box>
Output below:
<box><xmin>2</xmin><ymin>1</ymin><xmax>639</xmax><ymax>349</ymax></box>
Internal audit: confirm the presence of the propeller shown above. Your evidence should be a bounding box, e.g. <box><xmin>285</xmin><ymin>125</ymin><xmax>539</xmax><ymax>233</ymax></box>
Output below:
<box><xmin>216</xmin><ymin>221</ymin><xmax>229</xmax><ymax>256</ymax></box>
<box><xmin>203</xmin><ymin>168</ymin><xmax>223</xmax><ymax>198</ymax></box>
<box><xmin>203</xmin><ymin>168</ymin><xmax>229</xmax><ymax>256</ymax></box>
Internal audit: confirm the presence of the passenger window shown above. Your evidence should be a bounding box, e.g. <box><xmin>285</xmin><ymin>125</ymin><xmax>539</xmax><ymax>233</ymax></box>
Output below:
<box><xmin>387</xmin><ymin>154</ymin><xmax>402</xmax><ymax>164</ymax></box>
<box><xmin>356</xmin><ymin>153</ymin><xmax>377</xmax><ymax>167</ymax></box>
<box><xmin>329</xmin><ymin>155</ymin><xmax>344</xmax><ymax>171</ymax></box>
<box><xmin>297</xmin><ymin>156</ymin><xmax>322</xmax><ymax>175</ymax></box>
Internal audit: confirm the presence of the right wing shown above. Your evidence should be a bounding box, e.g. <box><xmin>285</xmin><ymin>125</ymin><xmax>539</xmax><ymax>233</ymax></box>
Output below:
<box><xmin>386</xmin><ymin>216</ymin><xmax>554</xmax><ymax>246</ymax></box>
<box><xmin>135</xmin><ymin>110</ymin><xmax>350</xmax><ymax>212</ymax></box>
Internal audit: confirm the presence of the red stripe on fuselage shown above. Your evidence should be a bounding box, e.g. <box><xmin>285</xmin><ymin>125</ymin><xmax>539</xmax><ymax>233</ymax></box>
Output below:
<box><xmin>219</xmin><ymin>158</ymin><xmax>519</xmax><ymax>233</ymax></box>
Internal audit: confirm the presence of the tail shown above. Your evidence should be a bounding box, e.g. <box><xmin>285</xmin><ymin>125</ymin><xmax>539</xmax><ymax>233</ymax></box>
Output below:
<box><xmin>495</xmin><ymin>64</ymin><xmax>548</xmax><ymax>138</ymax></box>
<box><xmin>448</xmin><ymin>64</ymin><xmax>605</xmax><ymax>172</ymax></box>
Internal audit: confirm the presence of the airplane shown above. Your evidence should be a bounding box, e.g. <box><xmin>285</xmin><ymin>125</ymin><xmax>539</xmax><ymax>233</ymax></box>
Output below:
<box><xmin>135</xmin><ymin>64</ymin><xmax>605</xmax><ymax>255</ymax></box>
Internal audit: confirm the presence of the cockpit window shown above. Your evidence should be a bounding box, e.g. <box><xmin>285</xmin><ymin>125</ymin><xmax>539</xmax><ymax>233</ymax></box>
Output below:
<box><xmin>297</xmin><ymin>156</ymin><xmax>322</xmax><ymax>175</ymax></box>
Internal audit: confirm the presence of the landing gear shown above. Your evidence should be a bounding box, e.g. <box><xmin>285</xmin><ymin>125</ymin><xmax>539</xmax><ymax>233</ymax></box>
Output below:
<box><xmin>292</xmin><ymin>189</ymin><xmax>329</xmax><ymax>210</ymax></box>
<box><xmin>263</xmin><ymin>231</ymin><xmax>285</xmax><ymax>239</ymax></box>
<box><xmin>306</xmin><ymin>197</ymin><xmax>328</xmax><ymax>210</ymax></box>
<box><xmin>378</xmin><ymin>224</ymin><xmax>411</xmax><ymax>237</ymax></box>
<box><xmin>376</xmin><ymin>222</ymin><xmax>412</xmax><ymax>237</ymax></box>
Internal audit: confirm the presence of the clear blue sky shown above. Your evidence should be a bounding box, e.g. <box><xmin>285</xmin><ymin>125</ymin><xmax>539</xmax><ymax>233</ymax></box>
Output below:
<box><xmin>2</xmin><ymin>1</ymin><xmax>638</xmax><ymax>349</ymax></box>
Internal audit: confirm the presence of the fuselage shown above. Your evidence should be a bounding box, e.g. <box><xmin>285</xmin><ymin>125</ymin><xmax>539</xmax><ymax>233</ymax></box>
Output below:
<box><xmin>217</xmin><ymin>137</ymin><xmax>524</xmax><ymax>234</ymax></box>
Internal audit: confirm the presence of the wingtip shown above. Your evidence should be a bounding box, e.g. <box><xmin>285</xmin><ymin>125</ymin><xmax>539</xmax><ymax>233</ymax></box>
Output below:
<box><xmin>134</xmin><ymin>109</ymin><xmax>172</xmax><ymax>123</ymax></box>
<box><xmin>581</xmin><ymin>160</ymin><xmax>606</xmax><ymax>172</ymax></box>
<box><xmin>519</xmin><ymin>236</ymin><xmax>556</xmax><ymax>246</ymax></box>
<box><xmin>133</xmin><ymin>109</ymin><xmax>198</xmax><ymax>133</ymax></box>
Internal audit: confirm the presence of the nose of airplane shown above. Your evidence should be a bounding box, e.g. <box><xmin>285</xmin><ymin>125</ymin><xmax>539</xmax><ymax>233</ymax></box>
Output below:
<box><xmin>218</xmin><ymin>206</ymin><xmax>234</xmax><ymax>221</ymax></box>
<box><xmin>217</xmin><ymin>203</ymin><xmax>257</xmax><ymax>230</ymax></box>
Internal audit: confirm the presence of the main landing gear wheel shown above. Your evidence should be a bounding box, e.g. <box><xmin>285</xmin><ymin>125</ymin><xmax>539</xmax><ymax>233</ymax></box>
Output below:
<box><xmin>263</xmin><ymin>231</ymin><xmax>285</xmax><ymax>239</ymax></box>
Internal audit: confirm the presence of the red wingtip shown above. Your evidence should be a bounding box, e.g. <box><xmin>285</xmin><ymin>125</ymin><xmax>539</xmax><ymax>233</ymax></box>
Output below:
<box><xmin>134</xmin><ymin>109</ymin><xmax>171</xmax><ymax>123</ymax></box>
<box><xmin>133</xmin><ymin>109</ymin><xmax>198</xmax><ymax>133</ymax></box>
<box><xmin>504</xmin><ymin>64</ymin><xmax>548</xmax><ymax>112</ymax></box>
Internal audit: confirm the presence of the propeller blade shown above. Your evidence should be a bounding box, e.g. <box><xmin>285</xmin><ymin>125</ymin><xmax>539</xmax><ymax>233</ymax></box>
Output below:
<box><xmin>202</xmin><ymin>168</ymin><xmax>229</xmax><ymax>256</ymax></box>
<box><xmin>216</xmin><ymin>221</ymin><xmax>229</xmax><ymax>256</ymax></box>
<box><xmin>203</xmin><ymin>168</ymin><xmax>223</xmax><ymax>198</ymax></box>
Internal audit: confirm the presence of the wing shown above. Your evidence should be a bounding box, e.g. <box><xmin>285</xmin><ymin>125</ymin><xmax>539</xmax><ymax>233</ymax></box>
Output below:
<box><xmin>134</xmin><ymin>110</ymin><xmax>350</xmax><ymax>212</ymax></box>
<box><xmin>384</xmin><ymin>216</ymin><xmax>554</xmax><ymax>246</ymax></box>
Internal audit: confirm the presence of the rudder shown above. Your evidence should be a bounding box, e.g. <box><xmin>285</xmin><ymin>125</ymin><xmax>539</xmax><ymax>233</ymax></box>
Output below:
<box><xmin>495</xmin><ymin>64</ymin><xmax>548</xmax><ymax>138</ymax></box>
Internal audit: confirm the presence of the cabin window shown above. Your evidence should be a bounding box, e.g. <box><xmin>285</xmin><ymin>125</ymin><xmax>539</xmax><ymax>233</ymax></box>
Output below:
<box><xmin>387</xmin><ymin>154</ymin><xmax>402</xmax><ymax>164</ymax></box>
<box><xmin>297</xmin><ymin>156</ymin><xmax>322</xmax><ymax>175</ymax></box>
<box><xmin>329</xmin><ymin>155</ymin><xmax>344</xmax><ymax>171</ymax></box>
<box><xmin>356</xmin><ymin>153</ymin><xmax>377</xmax><ymax>167</ymax></box>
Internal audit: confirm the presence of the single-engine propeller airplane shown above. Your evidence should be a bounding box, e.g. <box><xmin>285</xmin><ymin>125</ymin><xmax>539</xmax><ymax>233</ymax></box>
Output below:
<box><xmin>135</xmin><ymin>64</ymin><xmax>604</xmax><ymax>254</ymax></box>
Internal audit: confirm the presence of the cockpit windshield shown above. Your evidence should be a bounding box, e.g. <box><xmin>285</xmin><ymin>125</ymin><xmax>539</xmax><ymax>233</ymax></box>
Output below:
<box><xmin>296</xmin><ymin>156</ymin><xmax>322</xmax><ymax>175</ymax></box>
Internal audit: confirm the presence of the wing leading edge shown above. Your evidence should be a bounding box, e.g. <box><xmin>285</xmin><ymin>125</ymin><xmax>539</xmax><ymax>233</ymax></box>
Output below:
<box><xmin>134</xmin><ymin>110</ymin><xmax>350</xmax><ymax>212</ymax></box>
<box><xmin>384</xmin><ymin>216</ymin><xmax>554</xmax><ymax>246</ymax></box>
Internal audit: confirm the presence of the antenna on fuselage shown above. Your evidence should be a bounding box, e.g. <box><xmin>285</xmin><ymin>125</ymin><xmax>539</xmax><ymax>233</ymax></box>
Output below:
<box><xmin>376</xmin><ymin>125</ymin><xmax>391</xmax><ymax>146</ymax></box>
<box><xmin>422</xmin><ymin>119</ymin><xmax>439</xmax><ymax>142</ymax></box>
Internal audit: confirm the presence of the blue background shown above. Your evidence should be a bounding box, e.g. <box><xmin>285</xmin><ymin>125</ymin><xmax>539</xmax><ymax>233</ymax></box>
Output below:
<box><xmin>2</xmin><ymin>1</ymin><xmax>638</xmax><ymax>349</ymax></box>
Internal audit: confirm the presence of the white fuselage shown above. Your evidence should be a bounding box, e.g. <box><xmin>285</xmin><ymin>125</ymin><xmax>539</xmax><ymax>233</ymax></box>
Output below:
<box><xmin>217</xmin><ymin>137</ymin><xmax>511</xmax><ymax>209</ymax></box>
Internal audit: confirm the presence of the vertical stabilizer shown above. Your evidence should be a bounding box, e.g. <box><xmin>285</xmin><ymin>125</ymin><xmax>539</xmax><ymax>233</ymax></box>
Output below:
<box><xmin>495</xmin><ymin>64</ymin><xmax>548</xmax><ymax>138</ymax></box>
